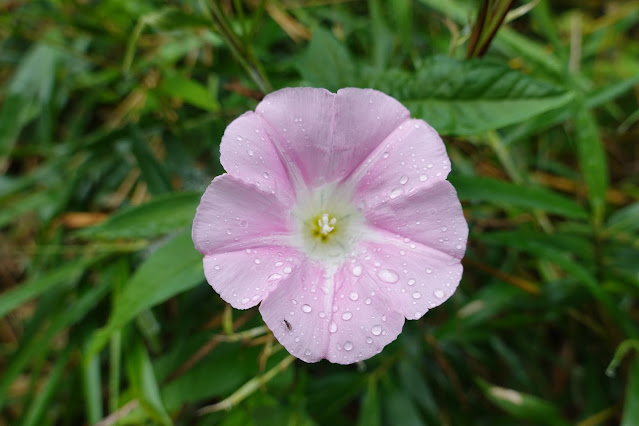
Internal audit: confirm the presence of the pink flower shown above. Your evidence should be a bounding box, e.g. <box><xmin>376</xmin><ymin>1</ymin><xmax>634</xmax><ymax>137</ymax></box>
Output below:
<box><xmin>192</xmin><ymin>87</ymin><xmax>468</xmax><ymax>364</ymax></box>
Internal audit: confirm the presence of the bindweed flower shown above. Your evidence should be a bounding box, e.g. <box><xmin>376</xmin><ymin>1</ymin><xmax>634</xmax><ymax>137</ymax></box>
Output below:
<box><xmin>192</xmin><ymin>87</ymin><xmax>468</xmax><ymax>364</ymax></box>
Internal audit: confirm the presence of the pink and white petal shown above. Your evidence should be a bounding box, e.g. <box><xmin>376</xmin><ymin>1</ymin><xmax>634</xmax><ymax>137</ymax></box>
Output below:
<box><xmin>220</xmin><ymin>111</ymin><xmax>294</xmax><ymax>202</ymax></box>
<box><xmin>259</xmin><ymin>260</ymin><xmax>332</xmax><ymax>363</ymax></box>
<box><xmin>326</xmin><ymin>267</ymin><xmax>405</xmax><ymax>364</ymax></box>
<box><xmin>256</xmin><ymin>88</ymin><xmax>335</xmax><ymax>188</ymax></box>
<box><xmin>349</xmin><ymin>119</ymin><xmax>450</xmax><ymax>208</ymax></box>
<box><xmin>192</xmin><ymin>174</ymin><xmax>293</xmax><ymax>255</ymax></box>
<box><xmin>203</xmin><ymin>247</ymin><xmax>304</xmax><ymax>309</ymax></box>
<box><xmin>355</xmin><ymin>236</ymin><xmax>464</xmax><ymax>321</ymax></box>
<box><xmin>365</xmin><ymin>180</ymin><xmax>468</xmax><ymax>259</ymax></box>
<box><xmin>328</xmin><ymin>88</ymin><xmax>410</xmax><ymax>182</ymax></box>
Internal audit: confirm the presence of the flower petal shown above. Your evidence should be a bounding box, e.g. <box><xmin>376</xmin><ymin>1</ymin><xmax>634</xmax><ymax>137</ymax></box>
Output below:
<box><xmin>330</xmin><ymin>88</ymin><xmax>410</xmax><ymax>183</ymax></box>
<box><xmin>349</xmin><ymin>119</ymin><xmax>450</xmax><ymax>208</ymax></box>
<box><xmin>356</xmin><ymin>236</ymin><xmax>464</xmax><ymax>321</ymax></box>
<box><xmin>256</xmin><ymin>88</ymin><xmax>410</xmax><ymax>188</ymax></box>
<box><xmin>365</xmin><ymin>180</ymin><xmax>468</xmax><ymax>259</ymax></box>
<box><xmin>326</xmin><ymin>267</ymin><xmax>405</xmax><ymax>364</ymax></box>
<box><xmin>220</xmin><ymin>111</ymin><xmax>294</xmax><ymax>201</ymax></box>
<box><xmin>259</xmin><ymin>261</ymin><xmax>331</xmax><ymax>363</ymax></box>
<box><xmin>192</xmin><ymin>174</ymin><xmax>293</xmax><ymax>255</ymax></box>
<box><xmin>256</xmin><ymin>87</ymin><xmax>335</xmax><ymax>188</ymax></box>
<box><xmin>203</xmin><ymin>247</ymin><xmax>304</xmax><ymax>309</ymax></box>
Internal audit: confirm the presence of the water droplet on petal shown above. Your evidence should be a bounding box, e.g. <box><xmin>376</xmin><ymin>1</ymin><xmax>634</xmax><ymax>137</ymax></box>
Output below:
<box><xmin>352</xmin><ymin>265</ymin><xmax>362</xmax><ymax>276</ymax></box>
<box><xmin>263</xmin><ymin>172</ymin><xmax>269</xmax><ymax>179</ymax></box>
<box><xmin>407</xmin><ymin>279</ymin><xmax>416</xmax><ymax>286</ymax></box>
<box><xmin>377</xmin><ymin>269</ymin><xmax>399</xmax><ymax>283</ymax></box>
<box><xmin>283</xmin><ymin>266</ymin><xmax>292</xmax><ymax>274</ymax></box>
<box><xmin>302</xmin><ymin>304</ymin><xmax>312</xmax><ymax>313</ymax></box>
<box><xmin>329</xmin><ymin>321</ymin><xmax>338</xmax><ymax>333</ymax></box>
<box><xmin>382</xmin><ymin>152</ymin><xmax>390</xmax><ymax>159</ymax></box>
<box><xmin>341</xmin><ymin>311</ymin><xmax>353</xmax><ymax>321</ymax></box>
<box><xmin>366</xmin><ymin>337</ymin><xmax>373</xmax><ymax>344</ymax></box>
<box><xmin>372</xmin><ymin>325</ymin><xmax>382</xmax><ymax>336</ymax></box>
<box><xmin>247</xmin><ymin>149</ymin><xmax>254</xmax><ymax>156</ymax></box>
<box><xmin>389</xmin><ymin>188</ymin><xmax>403</xmax><ymax>199</ymax></box>
<box><xmin>268</xmin><ymin>273</ymin><xmax>282</xmax><ymax>281</ymax></box>
<box><xmin>254</xmin><ymin>258</ymin><xmax>261</xmax><ymax>264</ymax></box>
<box><xmin>413</xmin><ymin>292</ymin><xmax>421</xmax><ymax>299</ymax></box>
<box><xmin>434</xmin><ymin>290</ymin><xmax>444</xmax><ymax>299</ymax></box>
<box><xmin>426</xmin><ymin>268</ymin><xmax>432</xmax><ymax>274</ymax></box>
<box><xmin>349</xmin><ymin>292</ymin><xmax>359</xmax><ymax>301</ymax></box>
<box><xmin>305</xmin><ymin>349</ymin><xmax>311</xmax><ymax>356</ymax></box>
<box><xmin>399</xmin><ymin>175</ymin><xmax>408</xmax><ymax>185</ymax></box>
<box><xmin>241</xmin><ymin>297</ymin><xmax>250</xmax><ymax>304</ymax></box>
<box><xmin>365</xmin><ymin>298</ymin><xmax>372</xmax><ymax>305</ymax></box>
<box><xmin>213</xmin><ymin>265</ymin><xmax>220</xmax><ymax>270</ymax></box>
<box><xmin>420</xmin><ymin>175</ymin><xmax>428</xmax><ymax>182</ymax></box>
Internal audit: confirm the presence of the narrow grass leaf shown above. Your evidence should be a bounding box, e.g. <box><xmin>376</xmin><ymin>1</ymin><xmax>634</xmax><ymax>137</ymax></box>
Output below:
<box><xmin>127</xmin><ymin>341</ymin><xmax>172</xmax><ymax>426</ymax></box>
<box><xmin>450</xmin><ymin>174</ymin><xmax>588</xmax><ymax>219</ymax></box>
<box><xmin>574</xmin><ymin>104</ymin><xmax>609</xmax><ymax>226</ymax></box>
<box><xmin>621</xmin><ymin>358</ymin><xmax>639</xmax><ymax>426</ymax></box>
<box><xmin>357</xmin><ymin>379</ymin><xmax>381</xmax><ymax>426</ymax></box>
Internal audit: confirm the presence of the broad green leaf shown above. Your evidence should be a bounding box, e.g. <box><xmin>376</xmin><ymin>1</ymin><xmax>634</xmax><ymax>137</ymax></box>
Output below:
<box><xmin>574</xmin><ymin>103</ymin><xmax>609</xmax><ymax>226</ymax></box>
<box><xmin>126</xmin><ymin>341</ymin><xmax>172</xmax><ymax>426</ymax></box>
<box><xmin>477</xmin><ymin>379</ymin><xmax>570</xmax><ymax>426</ymax></box>
<box><xmin>368</xmin><ymin>57</ymin><xmax>573</xmax><ymax>135</ymax></box>
<box><xmin>296</xmin><ymin>27</ymin><xmax>357</xmax><ymax>91</ymax></box>
<box><xmin>78</xmin><ymin>191</ymin><xmax>201</xmax><ymax>240</ymax></box>
<box><xmin>88</xmin><ymin>231</ymin><xmax>203</xmax><ymax>357</ymax></box>
<box><xmin>158</xmin><ymin>71</ymin><xmax>220</xmax><ymax>112</ymax></box>
<box><xmin>0</xmin><ymin>257</ymin><xmax>95</xmax><ymax>319</ymax></box>
<box><xmin>450</xmin><ymin>174</ymin><xmax>588</xmax><ymax>219</ymax></box>
<box><xmin>606</xmin><ymin>202</ymin><xmax>639</xmax><ymax>235</ymax></box>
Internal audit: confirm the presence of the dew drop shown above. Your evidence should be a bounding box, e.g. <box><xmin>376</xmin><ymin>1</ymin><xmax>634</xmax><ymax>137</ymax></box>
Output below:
<box><xmin>239</xmin><ymin>219</ymin><xmax>247</xmax><ymax>227</ymax></box>
<box><xmin>268</xmin><ymin>273</ymin><xmax>282</xmax><ymax>281</ymax></box>
<box><xmin>389</xmin><ymin>188</ymin><xmax>403</xmax><ymax>199</ymax></box>
<box><xmin>241</xmin><ymin>297</ymin><xmax>250</xmax><ymax>304</ymax></box>
<box><xmin>329</xmin><ymin>321</ymin><xmax>338</xmax><ymax>333</ymax></box>
<box><xmin>426</xmin><ymin>268</ymin><xmax>432</xmax><ymax>274</ymax></box>
<box><xmin>352</xmin><ymin>265</ymin><xmax>362</xmax><ymax>277</ymax></box>
<box><xmin>419</xmin><ymin>174</ymin><xmax>428</xmax><ymax>182</ymax></box>
<box><xmin>399</xmin><ymin>175</ymin><xmax>408</xmax><ymax>185</ymax></box>
<box><xmin>371</xmin><ymin>325</ymin><xmax>382</xmax><ymax>336</ymax></box>
<box><xmin>283</xmin><ymin>266</ymin><xmax>292</xmax><ymax>274</ymax></box>
<box><xmin>366</xmin><ymin>337</ymin><xmax>373</xmax><ymax>344</ymax></box>
<box><xmin>456</xmin><ymin>244</ymin><xmax>463</xmax><ymax>250</ymax></box>
<box><xmin>302</xmin><ymin>304</ymin><xmax>312</xmax><ymax>313</ymax></box>
<box><xmin>305</xmin><ymin>349</ymin><xmax>311</xmax><ymax>356</ymax></box>
<box><xmin>407</xmin><ymin>279</ymin><xmax>416</xmax><ymax>286</ymax></box>
<box><xmin>377</xmin><ymin>269</ymin><xmax>399</xmax><ymax>283</ymax></box>
<box><xmin>349</xmin><ymin>292</ymin><xmax>359</xmax><ymax>301</ymax></box>
<box><xmin>382</xmin><ymin>152</ymin><xmax>390</xmax><ymax>159</ymax></box>
<box><xmin>247</xmin><ymin>149</ymin><xmax>254</xmax><ymax>156</ymax></box>
<box><xmin>434</xmin><ymin>290</ymin><xmax>444</xmax><ymax>299</ymax></box>
<box><xmin>341</xmin><ymin>311</ymin><xmax>353</xmax><ymax>321</ymax></box>
<box><xmin>412</xmin><ymin>292</ymin><xmax>421</xmax><ymax>299</ymax></box>
<box><xmin>263</xmin><ymin>172</ymin><xmax>269</xmax><ymax>179</ymax></box>
<box><xmin>365</xmin><ymin>298</ymin><xmax>372</xmax><ymax>305</ymax></box>
<box><xmin>254</xmin><ymin>258</ymin><xmax>261</xmax><ymax>264</ymax></box>
<box><xmin>213</xmin><ymin>265</ymin><xmax>220</xmax><ymax>271</ymax></box>
<box><xmin>344</xmin><ymin>341</ymin><xmax>353</xmax><ymax>351</ymax></box>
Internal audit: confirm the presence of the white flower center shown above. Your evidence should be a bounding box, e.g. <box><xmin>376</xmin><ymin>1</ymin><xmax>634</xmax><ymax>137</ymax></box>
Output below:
<box><xmin>290</xmin><ymin>184</ymin><xmax>363</xmax><ymax>261</ymax></box>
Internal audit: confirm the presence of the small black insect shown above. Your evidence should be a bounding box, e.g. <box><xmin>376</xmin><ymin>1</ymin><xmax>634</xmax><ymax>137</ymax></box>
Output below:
<box><xmin>283</xmin><ymin>319</ymin><xmax>292</xmax><ymax>331</ymax></box>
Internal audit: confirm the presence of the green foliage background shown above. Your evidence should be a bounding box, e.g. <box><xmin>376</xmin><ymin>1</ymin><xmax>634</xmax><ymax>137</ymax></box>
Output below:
<box><xmin>1</xmin><ymin>0</ymin><xmax>638</xmax><ymax>424</ymax></box>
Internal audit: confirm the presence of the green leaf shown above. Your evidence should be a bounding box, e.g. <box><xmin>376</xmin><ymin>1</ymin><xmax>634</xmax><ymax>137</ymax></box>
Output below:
<box><xmin>574</xmin><ymin>103</ymin><xmax>609</xmax><ymax>226</ymax></box>
<box><xmin>131</xmin><ymin>129</ymin><xmax>172</xmax><ymax>196</ymax></box>
<box><xmin>450</xmin><ymin>174</ymin><xmax>588</xmax><ymax>219</ymax></box>
<box><xmin>381</xmin><ymin>378</ymin><xmax>425</xmax><ymax>426</ymax></box>
<box><xmin>78</xmin><ymin>191</ymin><xmax>201</xmax><ymax>240</ymax></box>
<box><xmin>606</xmin><ymin>202</ymin><xmax>639</xmax><ymax>235</ymax></box>
<box><xmin>296</xmin><ymin>27</ymin><xmax>357</xmax><ymax>91</ymax></box>
<box><xmin>477</xmin><ymin>379</ymin><xmax>570</xmax><ymax>426</ymax></box>
<box><xmin>158</xmin><ymin>71</ymin><xmax>220</xmax><ymax>112</ymax></box>
<box><xmin>368</xmin><ymin>56</ymin><xmax>573</xmax><ymax>135</ymax></box>
<box><xmin>88</xmin><ymin>231</ymin><xmax>203</xmax><ymax>357</ymax></box>
<box><xmin>357</xmin><ymin>379</ymin><xmax>381</xmax><ymax>426</ymax></box>
<box><xmin>0</xmin><ymin>257</ymin><xmax>95</xmax><ymax>319</ymax></box>
<box><xmin>126</xmin><ymin>341</ymin><xmax>172</xmax><ymax>426</ymax></box>
<box><xmin>622</xmin><ymin>357</ymin><xmax>639</xmax><ymax>426</ymax></box>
